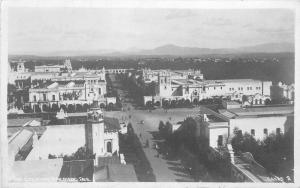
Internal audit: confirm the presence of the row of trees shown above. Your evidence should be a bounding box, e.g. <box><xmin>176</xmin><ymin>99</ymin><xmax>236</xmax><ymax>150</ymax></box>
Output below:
<box><xmin>23</xmin><ymin>102</ymin><xmax>119</xmax><ymax>113</ymax></box>
<box><xmin>48</xmin><ymin>145</ymin><xmax>95</xmax><ymax>161</ymax></box>
<box><xmin>231</xmin><ymin>127</ymin><xmax>294</xmax><ymax>182</ymax></box>
<box><xmin>158</xmin><ymin>118</ymin><xmax>231</xmax><ymax>181</ymax></box>
<box><xmin>146</xmin><ymin>97</ymin><xmax>225</xmax><ymax>110</ymax></box>
<box><xmin>117</xmin><ymin>73</ymin><xmax>145</xmax><ymax>105</ymax></box>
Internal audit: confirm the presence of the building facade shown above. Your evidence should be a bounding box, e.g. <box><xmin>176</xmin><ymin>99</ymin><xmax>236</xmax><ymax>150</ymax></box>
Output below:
<box><xmin>143</xmin><ymin>69</ymin><xmax>272</xmax><ymax>106</ymax></box>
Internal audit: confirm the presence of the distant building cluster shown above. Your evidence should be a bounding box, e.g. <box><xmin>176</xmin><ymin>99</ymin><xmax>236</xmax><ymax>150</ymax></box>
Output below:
<box><xmin>8</xmin><ymin>59</ymin><xmax>131</xmax><ymax>113</ymax></box>
<box><xmin>138</xmin><ymin>68</ymin><xmax>294</xmax><ymax>106</ymax></box>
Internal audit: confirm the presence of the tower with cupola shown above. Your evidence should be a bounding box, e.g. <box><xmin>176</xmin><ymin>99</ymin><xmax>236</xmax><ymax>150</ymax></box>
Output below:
<box><xmin>85</xmin><ymin>107</ymin><xmax>105</xmax><ymax>165</ymax></box>
<box><xmin>158</xmin><ymin>71</ymin><xmax>172</xmax><ymax>97</ymax></box>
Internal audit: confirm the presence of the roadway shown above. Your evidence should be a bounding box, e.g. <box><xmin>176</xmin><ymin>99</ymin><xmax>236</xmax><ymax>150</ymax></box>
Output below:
<box><xmin>104</xmin><ymin>74</ymin><xmax>200</xmax><ymax>182</ymax></box>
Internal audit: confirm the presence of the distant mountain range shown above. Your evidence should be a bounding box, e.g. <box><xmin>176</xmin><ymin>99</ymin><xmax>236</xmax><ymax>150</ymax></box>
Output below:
<box><xmin>10</xmin><ymin>42</ymin><xmax>294</xmax><ymax>57</ymax></box>
<box><xmin>131</xmin><ymin>42</ymin><xmax>294</xmax><ymax>56</ymax></box>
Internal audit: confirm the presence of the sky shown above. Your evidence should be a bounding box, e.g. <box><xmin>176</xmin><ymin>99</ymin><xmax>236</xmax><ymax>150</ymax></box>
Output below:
<box><xmin>8</xmin><ymin>8</ymin><xmax>294</xmax><ymax>55</ymax></box>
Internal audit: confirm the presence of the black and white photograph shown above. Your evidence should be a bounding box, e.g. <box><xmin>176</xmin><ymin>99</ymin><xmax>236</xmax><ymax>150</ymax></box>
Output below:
<box><xmin>1</xmin><ymin>0</ymin><xmax>299</xmax><ymax>186</ymax></box>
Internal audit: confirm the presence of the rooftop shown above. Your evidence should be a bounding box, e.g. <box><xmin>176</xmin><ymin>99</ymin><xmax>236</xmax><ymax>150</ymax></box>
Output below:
<box><xmin>104</xmin><ymin>117</ymin><xmax>120</xmax><ymax>132</ymax></box>
<box><xmin>7</xmin><ymin>118</ymin><xmax>42</xmax><ymax>127</ymax></box>
<box><xmin>227</xmin><ymin>105</ymin><xmax>294</xmax><ymax>118</ymax></box>
<box><xmin>108</xmin><ymin>164</ymin><xmax>138</xmax><ymax>182</ymax></box>
<box><xmin>10</xmin><ymin>159</ymin><xmax>63</xmax><ymax>182</ymax></box>
<box><xmin>35</xmin><ymin>65</ymin><xmax>64</xmax><ymax>68</ymax></box>
<box><xmin>59</xmin><ymin>159</ymin><xmax>94</xmax><ymax>182</ymax></box>
<box><xmin>94</xmin><ymin>163</ymin><xmax>137</xmax><ymax>182</ymax></box>
<box><xmin>223</xmin><ymin>100</ymin><xmax>241</xmax><ymax>105</ymax></box>
<box><xmin>7</xmin><ymin>126</ymin><xmax>46</xmax><ymax>139</ymax></box>
<box><xmin>203</xmin><ymin>79</ymin><xmax>268</xmax><ymax>86</ymax></box>
<box><xmin>206</xmin><ymin>114</ymin><xmax>227</xmax><ymax>123</ymax></box>
<box><xmin>32</xmin><ymin>80</ymin><xmax>86</xmax><ymax>89</ymax></box>
<box><xmin>233</xmin><ymin>155</ymin><xmax>278</xmax><ymax>182</ymax></box>
<box><xmin>26</xmin><ymin>124</ymin><xmax>86</xmax><ymax>160</ymax></box>
<box><xmin>8</xmin><ymin>129</ymin><xmax>33</xmax><ymax>158</ymax></box>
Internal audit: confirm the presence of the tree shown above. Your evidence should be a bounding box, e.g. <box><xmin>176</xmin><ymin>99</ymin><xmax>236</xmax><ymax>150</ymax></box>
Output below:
<box><xmin>158</xmin><ymin>121</ymin><xmax>172</xmax><ymax>139</ymax></box>
<box><xmin>170</xmin><ymin>100</ymin><xmax>177</xmax><ymax>108</ymax></box>
<box><xmin>158</xmin><ymin>121</ymin><xmax>165</xmax><ymax>133</ymax></box>
<box><xmin>154</xmin><ymin>101</ymin><xmax>160</xmax><ymax>107</ymax></box>
<box><xmin>42</xmin><ymin>104</ymin><xmax>50</xmax><ymax>112</ymax></box>
<box><xmin>67</xmin><ymin>104</ymin><xmax>75</xmax><ymax>113</ymax></box>
<box><xmin>63</xmin><ymin>145</ymin><xmax>95</xmax><ymax>161</ymax></box>
<box><xmin>107</xmin><ymin>102</ymin><xmax>114</xmax><ymax>111</ymax></box>
<box><xmin>231</xmin><ymin>127</ymin><xmax>294</xmax><ymax>181</ymax></box>
<box><xmin>162</xmin><ymin>100</ymin><xmax>170</xmax><ymax>111</ymax></box>
<box><xmin>193</xmin><ymin>98</ymin><xmax>198</xmax><ymax>105</ymax></box>
<box><xmin>51</xmin><ymin>103</ymin><xmax>59</xmax><ymax>112</ymax></box>
<box><xmin>184</xmin><ymin>99</ymin><xmax>191</xmax><ymax>107</ymax></box>
<box><xmin>60</xmin><ymin>104</ymin><xmax>67</xmax><ymax>112</ymax></box>
<box><xmin>145</xmin><ymin>101</ymin><xmax>153</xmax><ymax>110</ymax></box>
<box><xmin>34</xmin><ymin>105</ymin><xmax>41</xmax><ymax>113</ymax></box>
<box><xmin>178</xmin><ymin>99</ymin><xmax>185</xmax><ymax>107</ymax></box>
<box><xmin>83</xmin><ymin>103</ymin><xmax>89</xmax><ymax>112</ymax></box>
<box><xmin>100</xmin><ymin>103</ymin><xmax>106</xmax><ymax>109</ymax></box>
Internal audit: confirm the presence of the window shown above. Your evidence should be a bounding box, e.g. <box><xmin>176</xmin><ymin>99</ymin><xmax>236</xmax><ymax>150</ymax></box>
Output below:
<box><xmin>99</xmin><ymin>88</ymin><xmax>101</xmax><ymax>94</ymax></box>
<box><xmin>33</xmin><ymin>95</ymin><xmax>37</xmax><ymax>102</ymax></box>
<box><xmin>263</xmin><ymin>128</ymin><xmax>268</xmax><ymax>135</ymax></box>
<box><xmin>217</xmin><ymin>135</ymin><xmax>223</xmax><ymax>147</ymax></box>
<box><xmin>43</xmin><ymin>94</ymin><xmax>46</xmax><ymax>101</ymax></box>
<box><xmin>164</xmin><ymin>86</ymin><xmax>167</xmax><ymax>89</ymax></box>
<box><xmin>106</xmin><ymin>141</ymin><xmax>112</xmax><ymax>153</ymax></box>
<box><xmin>52</xmin><ymin>95</ymin><xmax>55</xmax><ymax>101</ymax></box>
<box><xmin>276</xmin><ymin>128</ymin><xmax>281</xmax><ymax>135</ymax></box>
<box><xmin>221</xmin><ymin>87</ymin><xmax>222</xmax><ymax>90</ymax></box>
<box><xmin>241</xmin><ymin>87</ymin><xmax>243</xmax><ymax>91</ymax></box>
<box><xmin>251</xmin><ymin>129</ymin><xmax>255</xmax><ymax>136</ymax></box>
<box><xmin>214</xmin><ymin>87</ymin><xmax>216</xmax><ymax>90</ymax></box>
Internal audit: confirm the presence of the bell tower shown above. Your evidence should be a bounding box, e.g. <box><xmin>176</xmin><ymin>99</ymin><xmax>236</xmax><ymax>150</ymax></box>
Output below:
<box><xmin>158</xmin><ymin>71</ymin><xmax>172</xmax><ymax>97</ymax></box>
<box><xmin>85</xmin><ymin>107</ymin><xmax>105</xmax><ymax>165</ymax></box>
<box><xmin>17</xmin><ymin>61</ymin><xmax>25</xmax><ymax>72</ymax></box>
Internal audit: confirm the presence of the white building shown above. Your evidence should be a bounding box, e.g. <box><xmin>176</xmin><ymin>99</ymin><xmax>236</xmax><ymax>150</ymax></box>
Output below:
<box><xmin>26</xmin><ymin>109</ymin><xmax>120</xmax><ymax>162</ymax></box>
<box><xmin>34</xmin><ymin>59</ymin><xmax>72</xmax><ymax>73</ymax></box>
<box><xmin>197</xmin><ymin>105</ymin><xmax>294</xmax><ymax>148</ymax></box>
<box><xmin>28</xmin><ymin>70</ymin><xmax>111</xmax><ymax>111</ymax></box>
<box><xmin>144</xmin><ymin>69</ymin><xmax>272</xmax><ymax>106</ymax></box>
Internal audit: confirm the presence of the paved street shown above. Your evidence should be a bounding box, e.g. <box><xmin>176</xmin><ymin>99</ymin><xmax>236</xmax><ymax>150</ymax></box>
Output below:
<box><xmin>105</xmin><ymin>107</ymin><xmax>199</xmax><ymax>182</ymax></box>
<box><xmin>105</xmin><ymin>74</ymin><xmax>200</xmax><ymax>181</ymax></box>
